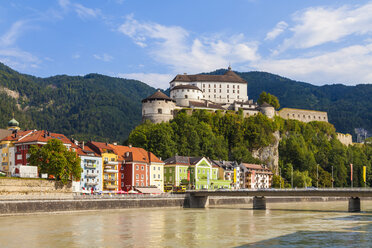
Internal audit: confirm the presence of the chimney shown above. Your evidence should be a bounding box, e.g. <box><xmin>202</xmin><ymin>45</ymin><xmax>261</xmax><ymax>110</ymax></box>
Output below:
<box><xmin>183</xmin><ymin>73</ymin><xmax>187</xmax><ymax>75</ymax></box>
<box><xmin>113</xmin><ymin>142</ymin><xmax>117</xmax><ymax>146</ymax></box>
<box><xmin>82</xmin><ymin>141</ymin><xmax>85</xmax><ymax>150</ymax></box>
<box><xmin>128</xmin><ymin>144</ymin><xmax>132</xmax><ymax>148</ymax></box>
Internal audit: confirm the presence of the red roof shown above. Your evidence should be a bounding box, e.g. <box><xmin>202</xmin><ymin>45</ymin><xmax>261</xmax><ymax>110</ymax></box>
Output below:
<box><xmin>1</xmin><ymin>130</ymin><xmax>35</xmax><ymax>142</ymax></box>
<box><xmin>13</xmin><ymin>130</ymin><xmax>73</xmax><ymax>145</ymax></box>
<box><xmin>76</xmin><ymin>145</ymin><xmax>99</xmax><ymax>157</ymax></box>
<box><xmin>86</xmin><ymin>141</ymin><xmax>114</xmax><ymax>154</ymax></box>
<box><xmin>108</xmin><ymin>144</ymin><xmax>163</xmax><ymax>164</ymax></box>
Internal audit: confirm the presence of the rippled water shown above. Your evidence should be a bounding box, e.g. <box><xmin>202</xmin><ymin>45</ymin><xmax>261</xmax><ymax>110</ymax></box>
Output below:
<box><xmin>0</xmin><ymin>201</ymin><xmax>371</xmax><ymax>247</ymax></box>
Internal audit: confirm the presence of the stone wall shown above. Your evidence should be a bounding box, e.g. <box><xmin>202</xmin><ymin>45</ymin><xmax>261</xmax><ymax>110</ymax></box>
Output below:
<box><xmin>278</xmin><ymin>108</ymin><xmax>328</xmax><ymax>123</ymax></box>
<box><xmin>0</xmin><ymin>178</ymin><xmax>72</xmax><ymax>196</ymax></box>
<box><xmin>336</xmin><ymin>132</ymin><xmax>353</xmax><ymax>146</ymax></box>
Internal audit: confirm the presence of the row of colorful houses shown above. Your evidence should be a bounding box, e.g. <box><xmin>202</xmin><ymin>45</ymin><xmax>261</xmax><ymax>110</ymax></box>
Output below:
<box><xmin>0</xmin><ymin>118</ymin><xmax>273</xmax><ymax>193</ymax></box>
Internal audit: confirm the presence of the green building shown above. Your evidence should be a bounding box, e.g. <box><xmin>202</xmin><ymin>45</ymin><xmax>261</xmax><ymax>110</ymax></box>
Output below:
<box><xmin>163</xmin><ymin>156</ymin><xmax>231</xmax><ymax>190</ymax></box>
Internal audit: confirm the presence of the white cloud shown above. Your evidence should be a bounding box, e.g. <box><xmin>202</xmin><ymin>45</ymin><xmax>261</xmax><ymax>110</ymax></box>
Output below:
<box><xmin>255</xmin><ymin>43</ymin><xmax>372</xmax><ymax>85</ymax></box>
<box><xmin>279</xmin><ymin>3</ymin><xmax>372</xmax><ymax>51</ymax></box>
<box><xmin>118</xmin><ymin>72</ymin><xmax>173</xmax><ymax>89</ymax></box>
<box><xmin>58</xmin><ymin>0</ymin><xmax>70</xmax><ymax>9</ymax></box>
<box><xmin>93</xmin><ymin>53</ymin><xmax>113</xmax><ymax>62</ymax></box>
<box><xmin>265</xmin><ymin>21</ymin><xmax>288</xmax><ymax>41</ymax></box>
<box><xmin>0</xmin><ymin>20</ymin><xmax>27</xmax><ymax>47</ymax></box>
<box><xmin>74</xmin><ymin>3</ymin><xmax>101</xmax><ymax>19</ymax></box>
<box><xmin>0</xmin><ymin>48</ymin><xmax>40</xmax><ymax>69</ymax></box>
<box><xmin>118</xmin><ymin>15</ymin><xmax>259</xmax><ymax>74</ymax></box>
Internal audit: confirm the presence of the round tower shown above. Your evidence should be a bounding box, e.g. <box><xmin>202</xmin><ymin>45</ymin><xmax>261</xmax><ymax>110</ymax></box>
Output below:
<box><xmin>260</xmin><ymin>102</ymin><xmax>275</xmax><ymax>119</ymax></box>
<box><xmin>170</xmin><ymin>84</ymin><xmax>203</xmax><ymax>107</ymax></box>
<box><xmin>142</xmin><ymin>90</ymin><xmax>176</xmax><ymax>123</ymax></box>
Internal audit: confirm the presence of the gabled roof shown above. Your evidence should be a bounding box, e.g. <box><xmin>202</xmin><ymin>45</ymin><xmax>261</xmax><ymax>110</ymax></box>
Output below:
<box><xmin>242</xmin><ymin>163</ymin><xmax>273</xmax><ymax>173</ymax></box>
<box><xmin>170</xmin><ymin>69</ymin><xmax>246</xmax><ymax>84</ymax></box>
<box><xmin>189</xmin><ymin>100</ymin><xmax>225</xmax><ymax>110</ymax></box>
<box><xmin>142</xmin><ymin>90</ymin><xmax>175</xmax><ymax>103</ymax></box>
<box><xmin>210</xmin><ymin>160</ymin><xmax>237</xmax><ymax>170</ymax></box>
<box><xmin>0</xmin><ymin>129</ymin><xmax>12</xmax><ymax>140</ymax></box>
<box><xmin>164</xmin><ymin>156</ymin><xmax>209</xmax><ymax>166</ymax></box>
<box><xmin>76</xmin><ymin>145</ymin><xmax>99</xmax><ymax>157</ymax></box>
<box><xmin>108</xmin><ymin>144</ymin><xmax>163</xmax><ymax>164</ymax></box>
<box><xmin>13</xmin><ymin>130</ymin><xmax>72</xmax><ymax>145</ymax></box>
<box><xmin>86</xmin><ymin>141</ymin><xmax>114</xmax><ymax>155</ymax></box>
<box><xmin>1</xmin><ymin>130</ymin><xmax>33</xmax><ymax>142</ymax></box>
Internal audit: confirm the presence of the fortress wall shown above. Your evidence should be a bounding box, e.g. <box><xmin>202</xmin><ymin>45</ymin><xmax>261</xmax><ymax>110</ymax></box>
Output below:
<box><xmin>142</xmin><ymin>100</ymin><xmax>175</xmax><ymax>123</ymax></box>
<box><xmin>278</xmin><ymin>108</ymin><xmax>328</xmax><ymax>123</ymax></box>
<box><xmin>337</xmin><ymin>133</ymin><xmax>353</xmax><ymax>146</ymax></box>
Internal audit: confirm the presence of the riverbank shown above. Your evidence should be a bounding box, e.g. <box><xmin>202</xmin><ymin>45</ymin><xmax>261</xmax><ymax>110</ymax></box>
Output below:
<box><xmin>0</xmin><ymin>195</ymin><xmax>360</xmax><ymax>215</ymax></box>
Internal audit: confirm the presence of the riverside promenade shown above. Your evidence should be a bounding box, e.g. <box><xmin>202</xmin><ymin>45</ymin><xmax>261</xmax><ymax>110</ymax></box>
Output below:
<box><xmin>187</xmin><ymin>188</ymin><xmax>372</xmax><ymax>212</ymax></box>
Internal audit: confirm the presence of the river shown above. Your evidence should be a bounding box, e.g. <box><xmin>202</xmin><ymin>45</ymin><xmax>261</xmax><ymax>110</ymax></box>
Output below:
<box><xmin>0</xmin><ymin>200</ymin><xmax>371</xmax><ymax>247</ymax></box>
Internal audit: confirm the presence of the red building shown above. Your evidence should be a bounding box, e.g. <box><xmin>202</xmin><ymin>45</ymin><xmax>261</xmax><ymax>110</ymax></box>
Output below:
<box><xmin>108</xmin><ymin>144</ymin><xmax>163</xmax><ymax>191</ymax></box>
<box><xmin>14</xmin><ymin>130</ymin><xmax>73</xmax><ymax>167</ymax></box>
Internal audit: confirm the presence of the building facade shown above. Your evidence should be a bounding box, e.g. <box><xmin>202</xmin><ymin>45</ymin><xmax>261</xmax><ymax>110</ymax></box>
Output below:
<box><xmin>76</xmin><ymin>144</ymin><xmax>102</xmax><ymax>192</ymax></box>
<box><xmin>108</xmin><ymin>144</ymin><xmax>164</xmax><ymax>192</ymax></box>
<box><xmin>86</xmin><ymin>142</ymin><xmax>119</xmax><ymax>192</ymax></box>
<box><xmin>278</xmin><ymin>108</ymin><xmax>328</xmax><ymax>123</ymax></box>
<box><xmin>242</xmin><ymin>163</ymin><xmax>273</xmax><ymax>189</ymax></box>
<box><xmin>164</xmin><ymin>156</ymin><xmax>231</xmax><ymax>190</ymax></box>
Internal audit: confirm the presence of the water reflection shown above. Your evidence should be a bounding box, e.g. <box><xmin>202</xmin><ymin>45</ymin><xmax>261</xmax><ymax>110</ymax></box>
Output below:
<box><xmin>0</xmin><ymin>201</ymin><xmax>371</xmax><ymax>247</ymax></box>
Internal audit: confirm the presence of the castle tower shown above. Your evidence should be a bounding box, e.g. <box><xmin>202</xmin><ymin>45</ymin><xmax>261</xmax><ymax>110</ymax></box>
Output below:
<box><xmin>170</xmin><ymin>84</ymin><xmax>203</xmax><ymax>107</ymax></box>
<box><xmin>142</xmin><ymin>90</ymin><xmax>176</xmax><ymax>123</ymax></box>
<box><xmin>260</xmin><ymin>102</ymin><xmax>275</xmax><ymax>119</ymax></box>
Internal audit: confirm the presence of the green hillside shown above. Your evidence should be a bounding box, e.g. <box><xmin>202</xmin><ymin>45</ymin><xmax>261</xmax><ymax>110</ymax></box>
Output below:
<box><xmin>0</xmin><ymin>63</ymin><xmax>371</xmax><ymax>142</ymax></box>
<box><xmin>0</xmin><ymin>63</ymin><xmax>156</xmax><ymax>142</ymax></box>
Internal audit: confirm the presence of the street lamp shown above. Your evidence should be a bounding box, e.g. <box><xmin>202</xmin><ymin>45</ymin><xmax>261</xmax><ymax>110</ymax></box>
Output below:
<box><xmin>291</xmin><ymin>166</ymin><xmax>293</xmax><ymax>188</ymax></box>
<box><xmin>331</xmin><ymin>166</ymin><xmax>334</xmax><ymax>188</ymax></box>
<box><xmin>279</xmin><ymin>167</ymin><xmax>281</xmax><ymax>189</ymax></box>
<box><xmin>317</xmin><ymin>164</ymin><xmax>319</xmax><ymax>188</ymax></box>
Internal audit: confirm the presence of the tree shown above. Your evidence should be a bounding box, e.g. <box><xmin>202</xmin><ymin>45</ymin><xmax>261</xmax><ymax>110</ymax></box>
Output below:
<box><xmin>28</xmin><ymin>139</ymin><xmax>81</xmax><ymax>184</ymax></box>
<box><xmin>257</xmin><ymin>91</ymin><xmax>280</xmax><ymax>109</ymax></box>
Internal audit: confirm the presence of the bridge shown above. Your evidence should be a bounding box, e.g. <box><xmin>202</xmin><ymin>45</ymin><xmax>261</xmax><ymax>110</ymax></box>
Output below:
<box><xmin>186</xmin><ymin>188</ymin><xmax>372</xmax><ymax>212</ymax></box>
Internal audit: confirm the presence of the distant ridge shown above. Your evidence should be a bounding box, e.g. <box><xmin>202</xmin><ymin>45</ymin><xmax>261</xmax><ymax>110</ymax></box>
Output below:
<box><xmin>0</xmin><ymin>63</ymin><xmax>370</xmax><ymax>141</ymax></box>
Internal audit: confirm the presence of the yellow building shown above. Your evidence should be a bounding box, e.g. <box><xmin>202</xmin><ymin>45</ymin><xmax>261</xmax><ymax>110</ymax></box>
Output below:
<box><xmin>86</xmin><ymin>141</ymin><xmax>119</xmax><ymax>192</ymax></box>
<box><xmin>0</xmin><ymin>118</ymin><xmax>33</xmax><ymax>175</ymax></box>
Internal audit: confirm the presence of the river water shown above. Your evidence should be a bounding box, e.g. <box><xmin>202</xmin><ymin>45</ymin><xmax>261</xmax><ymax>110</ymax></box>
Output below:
<box><xmin>0</xmin><ymin>200</ymin><xmax>371</xmax><ymax>247</ymax></box>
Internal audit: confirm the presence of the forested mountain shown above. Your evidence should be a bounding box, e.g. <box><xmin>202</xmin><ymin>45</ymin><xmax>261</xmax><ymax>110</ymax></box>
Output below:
<box><xmin>0</xmin><ymin>63</ymin><xmax>371</xmax><ymax>142</ymax></box>
<box><xmin>0</xmin><ymin>63</ymin><xmax>155</xmax><ymax>142</ymax></box>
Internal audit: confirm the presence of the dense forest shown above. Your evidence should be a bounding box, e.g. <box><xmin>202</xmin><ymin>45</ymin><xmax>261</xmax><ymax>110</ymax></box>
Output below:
<box><xmin>0</xmin><ymin>63</ymin><xmax>371</xmax><ymax>142</ymax></box>
<box><xmin>0</xmin><ymin>63</ymin><xmax>155</xmax><ymax>142</ymax></box>
<box><xmin>128</xmin><ymin>109</ymin><xmax>372</xmax><ymax>188</ymax></box>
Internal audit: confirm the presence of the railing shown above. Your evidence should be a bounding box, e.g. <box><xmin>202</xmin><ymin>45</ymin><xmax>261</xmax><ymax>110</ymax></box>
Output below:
<box><xmin>104</xmin><ymin>160</ymin><xmax>117</xmax><ymax>165</ymax></box>
<box><xmin>104</xmin><ymin>185</ymin><xmax>117</xmax><ymax>190</ymax></box>
<box><xmin>84</xmin><ymin>164</ymin><xmax>96</xmax><ymax>169</ymax></box>
<box><xmin>86</xmin><ymin>182</ymin><xmax>98</xmax><ymax>186</ymax></box>
<box><xmin>86</xmin><ymin>173</ymin><xmax>98</xmax><ymax>178</ymax></box>
<box><xmin>104</xmin><ymin>169</ymin><xmax>118</xmax><ymax>173</ymax></box>
<box><xmin>104</xmin><ymin>178</ymin><xmax>117</xmax><ymax>182</ymax></box>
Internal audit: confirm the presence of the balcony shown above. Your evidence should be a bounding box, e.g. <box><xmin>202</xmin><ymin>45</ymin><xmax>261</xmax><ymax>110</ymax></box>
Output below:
<box><xmin>104</xmin><ymin>160</ymin><xmax>117</xmax><ymax>165</ymax></box>
<box><xmin>86</xmin><ymin>182</ymin><xmax>98</xmax><ymax>186</ymax></box>
<box><xmin>104</xmin><ymin>168</ymin><xmax>118</xmax><ymax>173</ymax></box>
<box><xmin>84</xmin><ymin>163</ymin><xmax>96</xmax><ymax>169</ymax></box>
<box><xmin>104</xmin><ymin>178</ymin><xmax>117</xmax><ymax>182</ymax></box>
<box><xmin>86</xmin><ymin>173</ymin><xmax>98</xmax><ymax>178</ymax></box>
<box><xmin>105</xmin><ymin>185</ymin><xmax>117</xmax><ymax>190</ymax></box>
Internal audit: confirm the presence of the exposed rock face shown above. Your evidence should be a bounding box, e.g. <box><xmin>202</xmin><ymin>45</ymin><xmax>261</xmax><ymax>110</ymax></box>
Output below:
<box><xmin>252</xmin><ymin>131</ymin><xmax>280</xmax><ymax>173</ymax></box>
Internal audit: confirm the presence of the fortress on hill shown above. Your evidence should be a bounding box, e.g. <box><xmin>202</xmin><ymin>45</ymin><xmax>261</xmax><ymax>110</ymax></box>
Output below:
<box><xmin>141</xmin><ymin>67</ymin><xmax>352</xmax><ymax>146</ymax></box>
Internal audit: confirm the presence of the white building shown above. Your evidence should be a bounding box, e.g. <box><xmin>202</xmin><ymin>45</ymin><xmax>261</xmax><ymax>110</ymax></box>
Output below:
<box><xmin>242</xmin><ymin>163</ymin><xmax>273</xmax><ymax>189</ymax></box>
<box><xmin>77</xmin><ymin>144</ymin><xmax>103</xmax><ymax>193</ymax></box>
<box><xmin>142</xmin><ymin>66</ymin><xmax>275</xmax><ymax>123</ymax></box>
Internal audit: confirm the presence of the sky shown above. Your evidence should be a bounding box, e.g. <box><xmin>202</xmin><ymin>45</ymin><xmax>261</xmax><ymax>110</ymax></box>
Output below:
<box><xmin>1</xmin><ymin>0</ymin><xmax>372</xmax><ymax>89</ymax></box>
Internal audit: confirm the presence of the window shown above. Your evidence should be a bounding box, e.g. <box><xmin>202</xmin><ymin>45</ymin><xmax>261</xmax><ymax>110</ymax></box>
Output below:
<box><xmin>158</xmin><ymin>167</ymin><xmax>160</xmax><ymax>171</ymax></box>
<box><xmin>141</xmin><ymin>174</ymin><xmax>144</xmax><ymax>179</ymax></box>
<box><xmin>158</xmin><ymin>174</ymin><xmax>160</xmax><ymax>179</ymax></box>
<box><xmin>203</xmin><ymin>170</ymin><xmax>205</xmax><ymax>174</ymax></box>
<box><xmin>136</xmin><ymin>165</ymin><xmax>139</xmax><ymax>170</ymax></box>
<box><xmin>219</xmin><ymin>89</ymin><xmax>221</xmax><ymax>93</ymax></box>
<box><xmin>233</xmin><ymin>85</ymin><xmax>235</xmax><ymax>88</ymax></box>
<box><xmin>208</xmin><ymin>84</ymin><xmax>210</xmax><ymax>88</ymax></box>
<box><xmin>214</xmin><ymin>89</ymin><xmax>216</xmax><ymax>93</ymax></box>
<box><xmin>121</xmin><ymin>182</ymin><xmax>124</xmax><ymax>187</ymax></box>
<box><xmin>185</xmin><ymin>95</ymin><xmax>188</xmax><ymax>98</ymax></box>
<box><xmin>153</xmin><ymin>166</ymin><xmax>155</xmax><ymax>171</ymax></box>
<box><xmin>136</xmin><ymin>182</ymin><xmax>139</xmax><ymax>186</ymax></box>
<box><xmin>227</xmin><ymin>85</ymin><xmax>229</xmax><ymax>88</ymax></box>
<box><xmin>153</xmin><ymin>174</ymin><xmax>156</xmax><ymax>178</ymax></box>
<box><xmin>184</xmin><ymin>169</ymin><xmax>186</xmax><ymax>173</ymax></box>
<box><xmin>121</xmin><ymin>174</ymin><xmax>124</xmax><ymax>179</ymax></box>
<box><xmin>141</xmin><ymin>182</ymin><xmax>144</xmax><ymax>186</ymax></box>
<box><xmin>180</xmin><ymin>168</ymin><xmax>182</xmax><ymax>172</ymax></box>
<box><xmin>237</xmin><ymin>85</ymin><xmax>239</xmax><ymax>89</ymax></box>
<box><xmin>198</xmin><ymin>169</ymin><xmax>200</xmax><ymax>173</ymax></box>
<box><xmin>141</xmin><ymin>166</ymin><xmax>144</xmax><ymax>170</ymax></box>
<box><xmin>136</xmin><ymin>174</ymin><xmax>139</xmax><ymax>179</ymax></box>
<box><xmin>219</xmin><ymin>84</ymin><xmax>221</xmax><ymax>88</ymax></box>
<box><xmin>158</xmin><ymin>108</ymin><xmax>162</xmax><ymax>114</ymax></box>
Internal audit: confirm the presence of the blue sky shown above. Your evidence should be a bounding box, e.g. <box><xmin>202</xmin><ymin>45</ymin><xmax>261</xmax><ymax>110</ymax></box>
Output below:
<box><xmin>1</xmin><ymin>0</ymin><xmax>372</xmax><ymax>88</ymax></box>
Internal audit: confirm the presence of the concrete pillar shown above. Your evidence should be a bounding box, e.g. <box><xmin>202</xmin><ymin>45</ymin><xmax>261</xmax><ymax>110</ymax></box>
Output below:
<box><xmin>348</xmin><ymin>197</ymin><xmax>361</xmax><ymax>212</ymax></box>
<box><xmin>188</xmin><ymin>195</ymin><xmax>209</xmax><ymax>208</ymax></box>
<box><xmin>253</xmin><ymin>196</ymin><xmax>266</xmax><ymax>210</ymax></box>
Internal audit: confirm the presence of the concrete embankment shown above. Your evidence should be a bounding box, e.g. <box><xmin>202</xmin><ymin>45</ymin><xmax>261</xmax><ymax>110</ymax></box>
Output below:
<box><xmin>0</xmin><ymin>196</ymin><xmax>356</xmax><ymax>215</ymax></box>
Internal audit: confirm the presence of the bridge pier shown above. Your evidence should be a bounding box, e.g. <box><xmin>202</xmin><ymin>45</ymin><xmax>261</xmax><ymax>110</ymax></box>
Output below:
<box><xmin>253</xmin><ymin>196</ymin><xmax>266</xmax><ymax>210</ymax></box>
<box><xmin>188</xmin><ymin>195</ymin><xmax>209</xmax><ymax>208</ymax></box>
<box><xmin>348</xmin><ymin>197</ymin><xmax>361</xmax><ymax>212</ymax></box>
